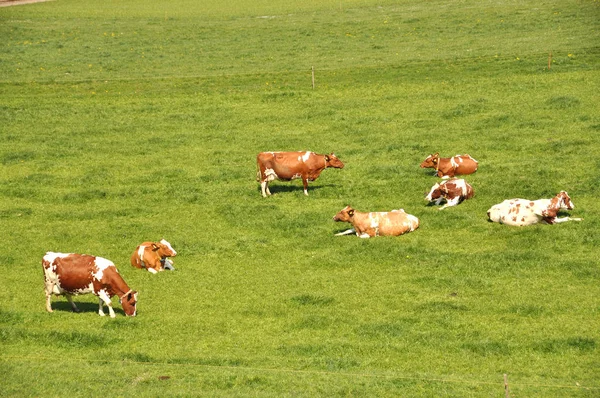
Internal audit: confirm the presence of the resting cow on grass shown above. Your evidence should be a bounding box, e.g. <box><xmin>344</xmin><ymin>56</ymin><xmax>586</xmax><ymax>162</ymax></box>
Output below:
<box><xmin>420</xmin><ymin>153</ymin><xmax>478</xmax><ymax>178</ymax></box>
<box><xmin>426</xmin><ymin>178</ymin><xmax>474</xmax><ymax>210</ymax></box>
<box><xmin>333</xmin><ymin>205</ymin><xmax>419</xmax><ymax>238</ymax></box>
<box><xmin>487</xmin><ymin>191</ymin><xmax>582</xmax><ymax>226</ymax></box>
<box><xmin>256</xmin><ymin>151</ymin><xmax>344</xmax><ymax>197</ymax></box>
<box><xmin>131</xmin><ymin>239</ymin><xmax>177</xmax><ymax>274</ymax></box>
<box><xmin>43</xmin><ymin>252</ymin><xmax>138</xmax><ymax>318</ymax></box>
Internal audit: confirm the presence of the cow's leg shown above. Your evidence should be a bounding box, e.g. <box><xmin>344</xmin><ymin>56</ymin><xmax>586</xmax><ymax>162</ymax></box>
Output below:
<box><xmin>148</xmin><ymin>267</ymin><xmax>158</xmax><ymax>274</ymax></box>
<box><xmin>302</xmin><ymin>177</ymin><xmax>309</xmax><ymax>196</ymax></box>
<box><xmin>553</xmin><ymin>216</ymin><xmax>583</xmax><ymax>223</ymax></box>
<box><xmin>44</xmin><ymin>282</ymin><xmax>54</xmax><ymax>313</ymax></box>
<box><xmin>434</xmin><ymin>197</ymin><xmax>445</xmax><ymax>206</ymax></box>
<box><xmin>260</xmin><ymin>180</ymin><xmax>268</xmax><ymax>197</ymax></box>
<box><xmin>97</xmin><ymin>290</ymin><xmax>115</xmax><ymax>318</ymax></box>
<box><xmin>66</xmin><ymin>295</ymin><xmax>80</xmax><ymax>313</ymax></box>
<box><xmin>163</xmin><ymin>258</ymin><xmax>175</xmax><ymax>270</ymax></box>
<box><xmin>97</xmin><ymin>298</ymin><xmax>106</xmax><ymax>317</ymax></box>
<box><xmin>334</xmin><ymin>229</ymin><xmax>356</xmax><ymax>236</ymax></box>
<box><xmin>439</xmin><ymin>197</ymin><xmax>460</xmax><ymax>210</ymax></box>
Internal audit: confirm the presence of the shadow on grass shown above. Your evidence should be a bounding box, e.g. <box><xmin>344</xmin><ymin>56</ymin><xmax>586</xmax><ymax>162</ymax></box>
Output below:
<box><xmin>257</xmin><ymin>184</ymin><xmax>334</xmax><ymax>196</ymax></box>
<box><xmin>51</xmin><ymin>301</ymin><xmax>125</xmax><ymax>316</ymax></box>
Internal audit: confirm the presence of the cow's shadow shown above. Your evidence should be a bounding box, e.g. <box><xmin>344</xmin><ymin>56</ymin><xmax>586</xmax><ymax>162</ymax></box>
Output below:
<box><xmin>51</xmin><ymin>301</ymin><xmax>124</xmax><ymax>316</ymax></box>
<box><xmin>259</xmin><ymin>184</ymin><xmax>331</xmax><ymax>195</ymax></box>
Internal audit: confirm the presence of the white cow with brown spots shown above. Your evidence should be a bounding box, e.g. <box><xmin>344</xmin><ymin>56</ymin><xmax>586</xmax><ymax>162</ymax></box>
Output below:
<box><xmin>426</xmin><ymin>178</ymin><xmax>474</xmax><ymax>210</ymax></box>
<box><xmin>333</xmin><ymin>205</ymin><xmax>420</xmax><ymax>238</ymax></box>
<box><xmin>487</xmin><ymin>191</ymin><xmax>582</xmax><ymax>226</ymax></box>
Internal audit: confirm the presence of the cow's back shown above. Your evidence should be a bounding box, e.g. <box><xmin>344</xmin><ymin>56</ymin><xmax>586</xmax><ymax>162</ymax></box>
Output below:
<box><xmin>43</xmin><ymin>252</ymin><xmax>96</xmax><ymax>295</ymax></box>
<box><xmin>257</xmin><ymin>151</ymin><xmax>307</xmax><ymax>180</ymax></box>
<box><xmin>453</xmin><ymin>155</ymin><xmax>478</xmax><ymax>175</ymax></box>
<box><xmin>374</xmin><ymin>210</ymin><xmax>419</xmax><ymax>236</ymax></box>
<box><xmin>130</xmin><ymin>242</ymin><xmax>152</xmax><ymax>269</ymax></box>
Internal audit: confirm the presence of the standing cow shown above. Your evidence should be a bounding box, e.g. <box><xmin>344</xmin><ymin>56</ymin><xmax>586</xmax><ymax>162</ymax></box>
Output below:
<box><xmin>426</xmin><ymin>178</ymin><xmax>474</xmax><ymax>210</ymax></box>
<box><xmin>42</xmin><ymin>252</ymin><xmax>138</xmax><ymax>318</ymax></box>
<box><xmin>333</xmin><ymin>205</ymin><xmax>419</xmax><ymax>238</ymax></box>
<box><xmin>487</xmin><ymin>191</ymin><xmax>582</xmax><ymax>226</ymax></box>
<box><xmin>130</xmin><ymin>239</ymin><xmax>177</xmax><ymax>274</ymax></box>
<box><xmin>420</xmin><ymin>153</ymin><xmax>478</xmax><ymax>178</ymax></box>
<box><xmin>256</xmin><ymin>151</ymin><xmax>344</xmax><ymax>197</ymax></box>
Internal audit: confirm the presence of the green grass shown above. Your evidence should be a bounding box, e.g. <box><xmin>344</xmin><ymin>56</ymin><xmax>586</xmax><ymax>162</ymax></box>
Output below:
<box><xmin>1</xmin><ymin>0</ymin><xmax>599</xmax><ymax>396</ymax></box>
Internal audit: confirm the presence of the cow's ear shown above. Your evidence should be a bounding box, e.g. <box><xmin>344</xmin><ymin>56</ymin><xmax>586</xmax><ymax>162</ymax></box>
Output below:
<box><xmin>348</xmin><ymin>209</ymin><xmax>354</xmax><ymax>217</ymax></box>
<box><xmin>151</xmin><ymin>243</ymin><xmax>160</xmax><ymax>251</ymax></box>
<box><xmin>325</xmin><ymin>155</ymin><xmax>330</xmax><ymax>162</ymax></box>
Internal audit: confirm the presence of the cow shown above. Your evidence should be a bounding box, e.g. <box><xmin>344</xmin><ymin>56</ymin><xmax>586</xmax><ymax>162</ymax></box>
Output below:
<box><xmin>426</xmin><ymin>178</ymin><xmax>474</xmax><ymax>210</ymax></box>
<box><xmin>420</xmin><ymin>153</ymin><xmax>478</xmax><ymax>178</ymax></box>
<box><xmin>333</xmin><ymin>205</ymin><xmax>420</xmax><ymax>238</ymax></box>
<box><xmin>130</xmin><ymin>239</ymin><xmax>177</xmax><ymax>274</ymax></box>
<box><xmin>256</xmin><ymin>151</ymin><xmax>345</xmax><ymax>197</ymax></box>
<box><xmin>42</xmin><ymin>252</ymin><xmax>138</xmax><ymax>318</ymax></box>
<box><xmin>487</xmin><ymin>191</ymin><xmax>583</xmax><ymax>226</ymax></box>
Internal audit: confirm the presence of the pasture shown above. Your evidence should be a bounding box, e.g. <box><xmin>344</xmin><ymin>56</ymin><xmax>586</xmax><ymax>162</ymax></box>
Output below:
<box><xmin>1</xmin><ymin>0</ymin><xmax>599</xmax><ymax>396</ymax></box>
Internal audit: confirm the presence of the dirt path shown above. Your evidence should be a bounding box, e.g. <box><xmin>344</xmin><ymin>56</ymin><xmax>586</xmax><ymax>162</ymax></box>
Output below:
<box><xmin>0</xmin><ymin>0</ymin><xmax>54</xmax><ymax>7</ymax></box>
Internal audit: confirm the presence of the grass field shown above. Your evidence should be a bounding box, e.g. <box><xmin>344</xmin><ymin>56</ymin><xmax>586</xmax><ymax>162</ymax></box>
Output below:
<box><xmin>1</xmin><ymin>0</ymin><xmax>599</xmax><ymax>396</ymax></box>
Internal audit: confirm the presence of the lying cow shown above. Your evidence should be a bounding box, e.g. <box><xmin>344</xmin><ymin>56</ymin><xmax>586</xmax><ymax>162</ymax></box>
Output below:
<box><xmin>256</xmin><ymin>151</ymin><xmax>344</xmax><ymax>197</ymax></box>
<box><xmin>487</xmin><ymin>191</ymin><xmax>582</xmax><ymax>226</ymax></box>
<box><xmin>130</xmin><ymin>239</ymin><xmax>177</xmax><ymax>274</ymax></box>
<box><xmin>426</xmin><ymin>178</ymin><xmax>474</xmax><ymax>210</ymax></box>
<box><xmin>43</xmin><ymin>252</ymin><xmax>138</xmax><ymax>318</ymax></box>
<box><xmin>333</xmin><ymin>205</ymin><xmax>419</xmax><ymax>238</ymax></box>
<box><xmin>420</xmin><ymin>153</ymin><xmax>478</xmax><ymax>178</ymax></box>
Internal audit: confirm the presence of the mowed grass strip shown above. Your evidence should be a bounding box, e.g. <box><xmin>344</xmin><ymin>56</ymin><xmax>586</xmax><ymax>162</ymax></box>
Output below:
<box><xmin>1</xmin><ymin>0</ymin><xmax>599</xmax><ymax>396</ymax></box>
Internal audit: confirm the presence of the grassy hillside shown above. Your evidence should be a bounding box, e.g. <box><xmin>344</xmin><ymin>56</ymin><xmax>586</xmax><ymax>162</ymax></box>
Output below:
<box><xmin>1</xmin><ymin>0</ymin><xmax>599</xmax><ymax>396</ymax></box>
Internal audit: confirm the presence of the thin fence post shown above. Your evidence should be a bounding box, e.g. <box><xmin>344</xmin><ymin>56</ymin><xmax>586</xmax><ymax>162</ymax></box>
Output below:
<box><xmin>504</xmin><ymin>374</ymin><xmax>510</xmax><ymax>398</ymax></box>
<box><xmin>311</xmin><ymin>66</ymin><xmax>315</xmax><ymax>89</ymax></box>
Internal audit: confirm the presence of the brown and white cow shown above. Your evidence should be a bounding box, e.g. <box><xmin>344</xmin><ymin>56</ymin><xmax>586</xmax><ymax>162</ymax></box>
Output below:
<box><xmin>487</xmin><ymin>191</ymin><xmax>582</xmax><ymax>226</ymax></box>
<box><xmin>256</xmin><ymin>151</ymin><xmax>345</xmax><ymax>197</ymax></box>
<box><xmin>420</xmin><ymin>153</ymin><xmax>478</xmax><ymax>178</ymax></box>
<box><xmin>42</xmin><ymin>252</ymin><xmax>138</xmax><ymax>318</ymax></box>
<box><xmin>333</xmin><ymin>205</ymin><xmax>420</xmax><ymax>238</ymax></box>
<box><xmin>426</xmin><ymin>178</ymin><xmax>474</xmax><ymax>210</ymax></box>
<box><xmin>130</xmin><ymin>239</ymin><xmax>177</xmax><ymax>274</ymax></box>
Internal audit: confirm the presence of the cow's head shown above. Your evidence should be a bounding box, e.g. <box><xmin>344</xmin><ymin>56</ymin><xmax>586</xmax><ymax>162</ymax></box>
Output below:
<box><xmin>333</xmin><ymin>205</ymin><xmax>354</xmax><ymax>222</ymax></box>
<box><xmin>119</xmin><ymin>290</ymin><xmax>138</xmax><ymax>317</ymax></box>
<box><xmin>420</xmin><ymin>153</ymin><xmax>439</xmax><ymax>169</ymax></box>
<box><xmin>425</xmin><ymin>182</ymin><xmax>442</xmax><ymax>202</ymax></box>
<box><xmin>557</xmin><ymin>191</ymin><xmax>574</xmax><ymax>210</ymax></box>
<box><xmin>152</xmin><ymin>239</ymin><xmax>177</xmax><ymax>258</ymax></box>
<box><xmin>325</xmin><ymin>153</ymin><xmax>345</xmax><ymax>169</ymax></box>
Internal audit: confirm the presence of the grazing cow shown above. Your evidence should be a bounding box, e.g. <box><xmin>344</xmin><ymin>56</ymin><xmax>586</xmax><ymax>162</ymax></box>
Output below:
<box><xmin>333</xmin><ymin>205</ymin><xmax>419</xmax><ymax>238</ymax></box>
<box><xmin>130</xmin><ymin>239</ymin><xmax>177</xmax><ymax>274</ymax></box>
<box><xmin>420</xmin><ymin>153</ymin><xmax>478</xmax><ymax>178</ymax></box>
<box><xmin>42</xmin><ymin>252</ymin><xmax>138</xmax><ymax>318</ymax></box>
<box><xmin>487</xmin><ymin>191</ymin><xmax>582</xmax><ymax>226</ymax></box>
<box><xmin>426</xmin><ymin>178</ymin><xmax>474</xmax><ymax>210</ymax></box>
<box><xmin>256</xmin><ymin>151</ymin><xmax>345</xmax><ymax>197</ymax></box>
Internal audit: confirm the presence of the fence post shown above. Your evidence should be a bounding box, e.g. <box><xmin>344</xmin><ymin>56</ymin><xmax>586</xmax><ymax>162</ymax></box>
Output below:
<box><xmin>504</xmin><ymin>374</ymin><xmax>510</xmax><ymax>398</ymax></box>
